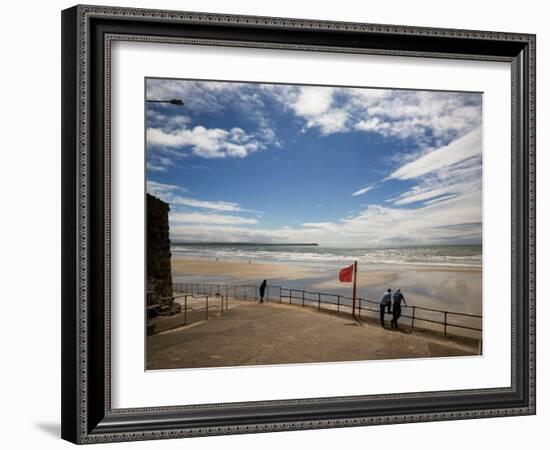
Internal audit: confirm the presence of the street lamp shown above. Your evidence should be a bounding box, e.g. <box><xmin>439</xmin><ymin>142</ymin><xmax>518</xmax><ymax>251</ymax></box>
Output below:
<box><xmin>146</xmin><ymin>99</ymin><xmax>184</xmax><ymax>106</ymax></box>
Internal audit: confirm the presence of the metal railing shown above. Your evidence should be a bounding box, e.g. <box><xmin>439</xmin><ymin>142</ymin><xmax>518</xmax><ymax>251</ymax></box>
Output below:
<box><xmin>170</xmin><ymin>293</ymin><xmax>229</xmax><ymax>322</ymax></box>
<box><xmin>171</xmin><ymin>283</ymin><xmax>482</xmax><ymax>337</ymax></box>
<box><xmin>149</xmin><ymin>290</ymin><xmax>229</xmax><ymax>330</ymax></box>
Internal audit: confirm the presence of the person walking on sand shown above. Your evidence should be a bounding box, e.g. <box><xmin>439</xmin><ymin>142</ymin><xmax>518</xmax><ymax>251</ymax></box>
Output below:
<box><xmin>391</xmin><ymin>289</ymin><xmax>408</xmax><ymax>329</ymax></box>
<box><xmin>379</xmin><ymin>288</ymin><xmax>392</xmax><ymax>327</ymax></box>
<box><xmin>259</xmin><ymin>280</ymin><xmax>267</xmax><ymax>303</ymax></box>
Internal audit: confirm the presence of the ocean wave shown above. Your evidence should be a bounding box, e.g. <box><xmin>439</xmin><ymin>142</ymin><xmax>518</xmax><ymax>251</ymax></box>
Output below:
<box><xmin>170</xmin><ymin>244</ymin><xmax>482</xmax><ymax>268</ymax></box>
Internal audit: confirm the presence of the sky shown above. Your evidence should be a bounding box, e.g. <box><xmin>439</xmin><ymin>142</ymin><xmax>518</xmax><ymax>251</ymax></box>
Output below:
<box><xmin>145</xmin><ymin>78</ymin><xmax>483</xmax><ymax>247</ymax></box>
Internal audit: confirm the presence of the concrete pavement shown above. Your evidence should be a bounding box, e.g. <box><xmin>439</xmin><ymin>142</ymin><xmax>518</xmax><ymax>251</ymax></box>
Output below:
<box><xmin>146</xmin><ymin>301</ymin><xmax>479</xmax><ymax>370</ymax></box>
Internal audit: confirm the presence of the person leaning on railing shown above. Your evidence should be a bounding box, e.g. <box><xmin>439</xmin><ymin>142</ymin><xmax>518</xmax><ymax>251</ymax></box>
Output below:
<box><xmin>379</xmin><ymin>288</ymin><xmax>392</xmax><ymax>328</ymax></box>
<box><xmin>391</xmin><ymin>289</ymin><xmax>407</xmax><ymax>329</ymax></box>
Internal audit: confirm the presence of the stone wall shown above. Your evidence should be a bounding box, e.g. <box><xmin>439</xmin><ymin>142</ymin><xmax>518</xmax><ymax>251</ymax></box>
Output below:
<box><xmin>147</xmin><ymin>194</ymin><xmax>173</xmax><ymax>305</ymax></box>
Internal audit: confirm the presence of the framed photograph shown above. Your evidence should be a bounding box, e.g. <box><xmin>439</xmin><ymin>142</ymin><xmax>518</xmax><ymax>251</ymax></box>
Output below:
<box><xmin>61</xmin><ymin>5</ymin><xmax>536</xmax><ymax>444</ymax></box>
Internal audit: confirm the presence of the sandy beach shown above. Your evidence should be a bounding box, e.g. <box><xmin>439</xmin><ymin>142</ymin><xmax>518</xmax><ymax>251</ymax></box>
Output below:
<box><xmin>171</xmin><ymin>257</ymin><xmax>319</xmax><ymax>282</ymax></box>
<box><xmin>171</xmin><ymin>256</ymin><xmax>482</xmax><ymax>316</ymax></box>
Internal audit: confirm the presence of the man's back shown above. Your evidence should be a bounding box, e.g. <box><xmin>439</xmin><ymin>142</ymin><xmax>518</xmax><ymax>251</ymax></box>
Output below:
<box><xmin>393</xmin><ymin>292</ymin><xmax>404</xmax><ymax>307</ymax></box>
<box><xmin>380</xmin><ymin>292</ymin><xmax>391</xmax><ymax>305</ymax></box>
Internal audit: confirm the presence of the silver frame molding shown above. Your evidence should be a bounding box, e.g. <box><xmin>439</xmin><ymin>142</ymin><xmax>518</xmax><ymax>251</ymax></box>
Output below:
<box><xmin>61</xmin><ymin>4</ymin><xmax>536</xmax><ymax>444</ymax></box>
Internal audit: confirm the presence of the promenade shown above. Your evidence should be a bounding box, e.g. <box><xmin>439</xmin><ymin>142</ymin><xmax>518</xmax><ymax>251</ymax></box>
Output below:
<box><xmin>147</xmin><ymin>301</ymin><xmax>479</xmax><ymax>370</ymax></box>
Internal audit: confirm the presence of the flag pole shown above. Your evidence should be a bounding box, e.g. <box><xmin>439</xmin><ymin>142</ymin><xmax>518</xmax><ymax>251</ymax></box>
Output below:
<box><xmin>352</xmin><ymin>260</ymin><xmax>357</xmax><ymax>318</ymax></box>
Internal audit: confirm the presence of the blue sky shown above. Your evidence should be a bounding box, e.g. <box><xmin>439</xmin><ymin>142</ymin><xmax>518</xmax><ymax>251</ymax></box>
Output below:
<box><xmin>145</xmin><ymin>79</ymin><xmax>482</xmax><ymax>246</ymax></box>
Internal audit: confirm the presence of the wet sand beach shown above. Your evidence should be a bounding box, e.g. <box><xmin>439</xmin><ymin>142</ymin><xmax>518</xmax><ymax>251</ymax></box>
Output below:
<box><xmin>171</xmin><ymin>256</ymin><xmax>482</xmax><ymax>316</ymax></box>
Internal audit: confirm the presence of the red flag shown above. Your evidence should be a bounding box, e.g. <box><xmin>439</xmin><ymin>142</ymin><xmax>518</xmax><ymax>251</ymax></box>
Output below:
<box><xmin>339</xmin><ymin>264</ymin><xmax>354</xmax><ymax>282</ymax></box>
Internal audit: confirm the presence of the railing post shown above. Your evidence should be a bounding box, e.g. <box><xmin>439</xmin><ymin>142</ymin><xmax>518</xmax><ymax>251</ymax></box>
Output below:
<box><xmin>337</xmin><ymin>295</ymin><xmax>340</xmax><ymax>313</ymax></box>
<box><xmin>206</xmin><ymin>296</ymin><xmax>209</xmax><ymax>320</ymax></box>
<box><xmin>279</xmin><ymin>287</ymin><xmax>282</xmax><ymax>303</ymax></box>
<box><xmin>358</xmin><ymin>298</ymin><xmax>361</xmax><ymax>319</ymax></box>
<box><xmin>444</xmin><ymin>312</ymin><xmax>448</xmax><ymax>336</ymax></box>
<box><xmin>411</xmin><ymin>306</ymin><xmax>416</xmax><ymax>330</ymax></box>
<box><xmin>290</xmin><ymin>290</ymin><xmax>293</xmax><ymax>304</ymax></box>
<box><xmin>318</xmin><ymin>293</ymin><xmax>321</xmax><ymax>311</ymax></box>
<box><xmin>302</xmin><ymin>290</ymin><xmax>305</xmax><ymax>307</ymax></box>
<box><xmin>184</xmin><ymin>295</ymin><xmax>188</xmax><ymax>324</ymax></box>
<box><xmin>244</xmin><ymin>287</ymin><xmax>247</xmax><ymax>300</ymax></box>
<box><xmin>220</xmin><ymin>295</ymin><xmax>224</xmax><ymax>316</ymax></box>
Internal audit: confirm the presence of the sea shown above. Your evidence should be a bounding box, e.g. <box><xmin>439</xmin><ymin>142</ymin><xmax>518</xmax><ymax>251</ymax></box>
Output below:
<box><xmin>170</xmin><ymin>243</ymin><xmax>482</xmax><ymax>269</ymax></box>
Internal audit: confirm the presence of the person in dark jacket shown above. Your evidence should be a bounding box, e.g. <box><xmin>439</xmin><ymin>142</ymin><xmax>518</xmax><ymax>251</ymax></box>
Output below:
<box><xmin>259</xmin><ymin>280</ymin><xmax>267</xmax><ymax>303</ymax></box>
<box><xmin>379</xmin><ymin>288</ymin><xmax>392</xmax><ymax>327</ymax></box>
<box><xmin>391</xmin><ymin>289</ymin><xmax>407</xmax><ymax>329</ymax></box>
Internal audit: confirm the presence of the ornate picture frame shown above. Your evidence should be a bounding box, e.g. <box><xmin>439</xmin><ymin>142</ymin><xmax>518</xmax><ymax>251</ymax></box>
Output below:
<box><xmin>61</xmin><ymin>5</ymin><xmax>535</xmax><ymax>444</ymax></box>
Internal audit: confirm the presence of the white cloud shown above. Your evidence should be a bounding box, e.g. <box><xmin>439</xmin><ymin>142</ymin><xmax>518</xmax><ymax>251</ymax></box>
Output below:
<box><xmin>267</xmin><ymin>85</ymin><xmax>350</xmax><ymax>135</ymax></box>
<box><xmin>146</xmin><ymin>162</ymin><xmax>168</xmax><ymax>172</ymax></box>
<box><xmin>146</xmin><ymin>181</ymin><xmax>249</xmax><ymax>212</ymax></box>
<box><xmin>293</xmin><ymin>87</ymin><xmax>333</xmax><ymax>116</ymax></box>
<box><xmin>392</xmin><ymin>184</ymin><xmax>462</xmax><ymax>206</ymax></box>
<box><xmin>265</xmin><ymin>84</ymin><xmax>481</xmax><ymax>141</ymax></box>
<box><xmin>355</xmin><ymin>117</ymin><xmax>391</xmax><ymax>133</ymax></box>
<box><xmin>422</xmin><ymin>194</ymin><xmax>458</xmax><ymax>206</ymax></box>
<box><xmin>147</xmin><ymin>125</ymin><xmax>262</xmax><ymax>159</ymax></box>
<box><xmin>381</xmin><ymin>127</ymin><xmax>482</xmax><ymax>220</ymax></box>
<box><xmin>147</xmin><ymin>110</ymin><xmax>191</xmax><ymax>131</ymax></box>
<box><xmin>172</xmin><ymin>197</ymin><xmax>245</xmax><ymax>212</ymax></box>
<box><xmin>146</xmin><ymin>155</ymin><xmax>175</xmax><ymax>172</ymax></box>
<box><xmin>147</xmin><ymin>180</ymin><xmax>261</xmax><ymax>229</ymax></box>
<box><xmin>301</xmin><ymin>222</ymin><xmax>334</xmax><ymax>228</ymax></box>
<box><xmin>167</xmin><ymin>188</ymin><xmax>481</xmax><ymax>245</ymax></box>
<box><xmin>352</xmin><ymin>184</ymin><xmax>377</xmax><ymax>197</ymax></box>
<box><xmin>308</xmin><ymin>109</ymin><xmax>349</xmax><ymax>135</ymax></box>
<box><xmin>146</xmin><ymin>180</ymin><xmax>185</xmax><ymax>201</ymax></box>
<box><xmin>146</xmin><ymin>79</ymin><xmax>282</xmax><ymax>149</ymax></box>
<box><xmin>170</xmin><ymin>212</ymin><xmax>258</xmax><ymax>225</ymax></box>
<box><xmin>388</xmin><ymin>127</ymin><xmax>482</xmax><ymax>180</ymax></box>
<box><xmin>148</xmin><ymin>79</ymin><xmax>482</xmax><ymax>146</ymax></box>
<box><xmin>347</xmin><ymin>90</ymin><xmax>482</xmax><ymax>142</ymax></box>
<box><xmin>360</xmin><ymin>126</ymin><xmax>483</xmax><ymax>245</ymax></box>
